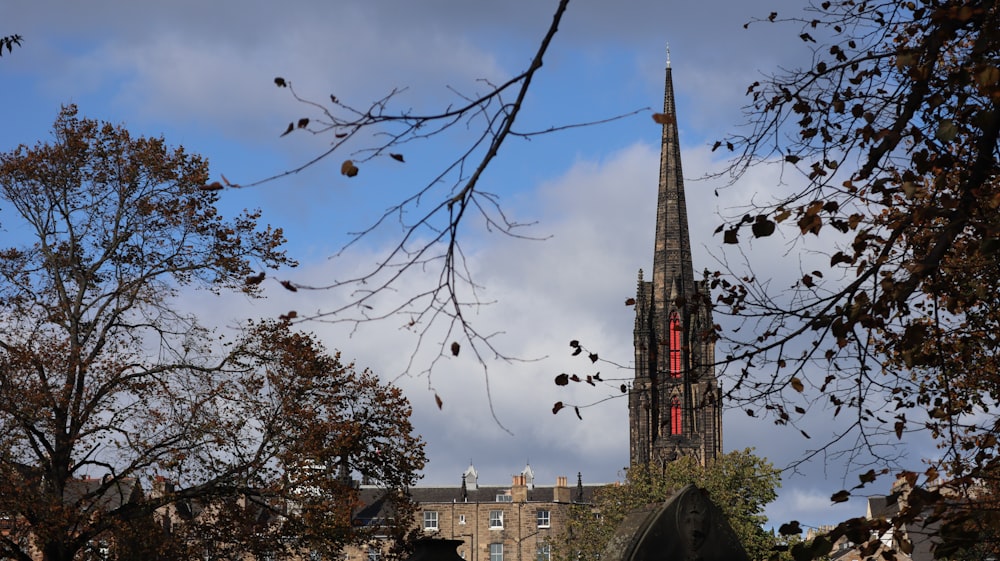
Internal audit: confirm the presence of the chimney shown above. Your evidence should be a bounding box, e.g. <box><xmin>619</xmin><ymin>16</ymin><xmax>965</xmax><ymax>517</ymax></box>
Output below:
<box><xmin>152</xmin><ymin>475</ymin><xmax>174</xmax><ymax>497</ymax></box>
<box><xmin>512</xmin><ymin>475</ymin><xmax>528</xmax><ymax>503</ymax></box>
<box><xmin>553</xmin><ymin>476</ymin><xmax>570</xmax><ymax>503</ymax></box>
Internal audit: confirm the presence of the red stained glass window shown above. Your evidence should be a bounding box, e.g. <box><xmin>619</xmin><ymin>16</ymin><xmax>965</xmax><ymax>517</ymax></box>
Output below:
<box><xmin>669</xmin><ymin>313</ymin><xmax>681</xmax><ymax>378</ymax></box>
<box><xmin>671</xmin><ymin>396</ymin><xmax>682</xmax><ymax>435</ymax></box>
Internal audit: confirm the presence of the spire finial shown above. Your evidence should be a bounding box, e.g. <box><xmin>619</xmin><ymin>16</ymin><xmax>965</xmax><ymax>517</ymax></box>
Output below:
<box><xmin>666</xmin><ymin>44</ymin><xmax>671</xmax><ymax>69</ymax></box>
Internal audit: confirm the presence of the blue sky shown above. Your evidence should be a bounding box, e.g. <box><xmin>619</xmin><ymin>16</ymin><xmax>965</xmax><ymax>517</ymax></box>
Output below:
<box><xmin>0</xmin><ymin>0</ymin><xmax>921</xmax><ymax>531</ymax></box>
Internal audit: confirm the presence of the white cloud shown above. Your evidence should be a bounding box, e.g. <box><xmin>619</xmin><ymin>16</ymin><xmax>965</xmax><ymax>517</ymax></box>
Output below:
<box><xmin>766</xmin><ymin>487</ymin><xmax>863</xmax><ymax>529</ymax></box>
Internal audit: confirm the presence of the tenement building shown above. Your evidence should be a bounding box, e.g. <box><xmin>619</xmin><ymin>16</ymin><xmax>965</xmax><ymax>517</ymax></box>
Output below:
<box><xmin>629</xmin><ymin>52</ymin><xmax>723</xmax><ymax>468</ymax></box>
<box><xmin>353</xmin><ymin>465</ymin><xmax>598</xmax><ymax>561</ymax></box>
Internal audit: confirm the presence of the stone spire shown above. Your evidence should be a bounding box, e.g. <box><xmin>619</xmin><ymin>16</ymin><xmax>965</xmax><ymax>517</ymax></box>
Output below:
<box><xmin>629</xmin><ymin>49</ymin><xmax>723</xmax><ymax>469</ymax></box>
<box><xmin>651</xmin><ymin>53</ymin><xmax>695</xmax><ymax>337</ymax></box>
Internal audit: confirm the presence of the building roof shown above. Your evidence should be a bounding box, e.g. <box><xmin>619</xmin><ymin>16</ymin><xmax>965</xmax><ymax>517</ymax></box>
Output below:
<box><xmin>353</xmin><ymin>476</ymin><xmax>602</xmax><ymax>524</ymax></box>
<box><xmin>405</xmin><ymin>484</ymin><xmax>600</xmax><ymax>504</ymax></box>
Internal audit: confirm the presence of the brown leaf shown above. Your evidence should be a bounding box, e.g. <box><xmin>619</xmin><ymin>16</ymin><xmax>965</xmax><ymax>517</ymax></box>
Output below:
<box><xmin>450</xmin><ymin>341</ymin><xmax>460</xmax><ymax>356</ymax></box>
<box><xmin>274</xmin><ymin>77</ymin><xmax>287</xmax><ymax>87</ymax></box>
<box><xmin>589</xmin><ymin>353</ymin><xmax>599</xmax><ymax>363</ymax></box>
<box><xmin>555</xmin><ymin>373</ymin><xmax>570</xmax><ymax>386</ymax></box>
<box><xmin>341</xmin><ymin>160</ymin><xmax>359</xmax><ymax>177</ymax></box>
<box><xmin>569</xmin><ymin>340</ymin><xmax>580</xmax><ymax>348</ymax></box>
<box><xmin>830</xmin><ymin>252</ymin><xmax>852</xmax><ymax>266</ymax></box>
<box><xmin>652</xmin><ymin>112</ymin><xmax>676</xmax><ymax>125</ymax></box>
<box><xmin>723</xmin><ymin>228</ymin><xmax>739</xmax><ymax>244</ymax></box>
<box><xmin>279</xmin><ymin>310</ymin><xmax>298</xmax><ymax>321</ymax></box>
<box><xmin>435</xmin><ymin>394</ymin><xmax>443</xmax><ymax>410</ymax></box>
<box><xmin>245</xmin><ymin>272</ymin><xmax>265</xmax><ymax>285</ymax></box>
<box><xmin>859</xmin><ymin>469</ymin><xmax>877</xmax><ymax>484</ymax></box>
<box><xmin>935</xmin><ymin>119</ymin><xmax>958</xmax><ymax>142</ymax></box>
<box><xmin>280</xmin><ymin>280</ymin><xmax>298</xmax><ymax>292</ymax></box>
<box><xmin>751</xmin><ymin>216</ymin><xmax>776</xmax><ymax>238</ymax></box>
<box><xmin>924</xmin><ymin>466</ymin><xmax>938</xmax><ymax>483</ymax></box>
<box><xmin>574</xmin><ymin>406</ymin><xmax>583</xmax><ymax>420</ymax></box>
<box><xmin>830</xmin><ymin>490</ymin><xmax>850</xmax><ymax>503</ymax></box>
<box><xmin>297</xmin><ymin>118</ymin><xmax>309</xmax><ymax>129</ymax></box>
<box><xmin>976</xmin><ymin>66</ymin><xmax>1000</xmax><ymax>87</ymax></box>
<box><xmin>280</xmin><ymin>122</ymin><xmax>294</xmax><ymax>137</ymax></box>
<box><xmin>620</xmin><ymin>384</ymin><xmax>627</xmax><ymax>393</ymax></box>
<box><xmin>552</xmin><ymin>401</ymin><xmax>564</xmax><ymax>414</ymax></box>
<box><xmin>790</xmin><ymin>377</ymin><xmax>804</xmax><ymax>392</ymax></box>
<box><xmin>200</xmin><ymin>181</ymin><xmax>224</xmax><ymax>192</ymax></box>
<box><xmin>390</xmin><ymin>153</ymin><xmax>405</xmax><ymax>163</ymax></box>
<box><xmin>625</xmin><ymin>297</ymin><xmax>636</xmax><ymax>306</ymax></box>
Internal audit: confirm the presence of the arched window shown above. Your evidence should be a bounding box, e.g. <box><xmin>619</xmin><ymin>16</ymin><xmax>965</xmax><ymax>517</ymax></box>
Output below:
<box><xmin>670</xmin><ymin>396</ymin><xmax>682</xmax><ymax>435</ymax></box>
<box><xmin>669</xmin><ymin>313</ymin><xmax>682</xmax><ymax>378</ymax></box>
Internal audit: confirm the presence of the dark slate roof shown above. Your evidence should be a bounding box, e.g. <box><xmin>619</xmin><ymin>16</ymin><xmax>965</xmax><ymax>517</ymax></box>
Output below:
<box><xmin>353</xmin><ymin>483</ymin><xmax>603</xmax><ymax>524</ymax></box>
<box><xmin>65</xmin><ymin>477</ymin><xmax>143</xmax><ymax>511</ymax></box>
<box><xmin>866</xmin><ymin>493</ymin><xmax>899</xmax><ymax>519</ymax></box>
<box><xmin>406</xmin><ymin>484</ymin><xmax>601</xmax><ymax>504</ymax></box>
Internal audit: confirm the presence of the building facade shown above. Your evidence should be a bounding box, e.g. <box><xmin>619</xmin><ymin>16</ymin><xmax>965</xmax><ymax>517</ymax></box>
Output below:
<box><xmin>629</xmin><ymin>54</ymin><xmax>723</xmax><ymax>468</ymax></box>
<box><xmin>352</xmin><ymin>465</ymin><xmax>598</xmax><ymax>561</ymax></box>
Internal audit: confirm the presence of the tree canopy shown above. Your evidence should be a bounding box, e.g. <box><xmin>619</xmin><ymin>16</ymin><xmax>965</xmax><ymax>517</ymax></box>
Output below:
<box><xmin>707</xmin><ymin>0</ymin><xmax>1000</xmax><ymax>557</ymax></box>
<box><xmin>0</xmin><ymin>106</ymin><xmax>426</xmax><ymax>561</ymax></box>
<box><xmin>554</xmin><ymin>449</ymin><xmax>781</xmax><ymax>561</ymax></box>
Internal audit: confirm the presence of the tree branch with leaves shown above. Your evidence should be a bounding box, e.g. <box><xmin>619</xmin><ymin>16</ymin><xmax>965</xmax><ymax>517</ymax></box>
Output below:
<box><xmin>707</xmin><ymin>0</ymin><xmax>1000</xmax><ymax>556</ymax></box>
<box><xmin>214</xmin><ymin>0</ymin><xmax>647</xmax><ymax>416</ymax></box>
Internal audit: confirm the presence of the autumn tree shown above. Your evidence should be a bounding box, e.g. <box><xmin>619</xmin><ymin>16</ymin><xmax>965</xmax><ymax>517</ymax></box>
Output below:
<box><xmin>554</xmin><ymin>449</ymin><xmax>781</xmax><ymax>561</ymax></box>
<box><xmin>0</xmin><ymin>106</ymin><xmax>426</xmax><ymax>561</ymax></box>
<box><xmin>705</xmin><ymin>0</ymin><xmax>1000</xmax><ymax>556</ymax></box>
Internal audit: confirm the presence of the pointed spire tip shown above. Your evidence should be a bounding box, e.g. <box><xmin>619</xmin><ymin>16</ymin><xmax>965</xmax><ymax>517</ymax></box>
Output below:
<box><xmin>665</xmin><ymin>43</ymin><xmax>671</xmax><ymax>69</ymax></box>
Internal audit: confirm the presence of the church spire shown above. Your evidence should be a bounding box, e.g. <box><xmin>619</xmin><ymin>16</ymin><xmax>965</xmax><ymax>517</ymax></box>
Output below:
<box><xmin>651</xmin><ymin>52</ymin><xmax>694</xmax><ymax>338</ymax></box>
<box><xmin>629</xmin><ymin>49</ymin><xmax>722</xmax><ymax>469</ymax></box>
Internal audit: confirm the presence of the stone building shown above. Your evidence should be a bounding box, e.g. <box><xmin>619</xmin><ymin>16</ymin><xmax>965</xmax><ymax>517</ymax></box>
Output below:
<box><xmin>351</xmin><ymin>464</ymin><xmax>598</xmax><ymax>561</ymax></box>
<box><xmin>629</xmin><ymin>52</ymin><xmax>723</xmax><ymax>468</ymax></box>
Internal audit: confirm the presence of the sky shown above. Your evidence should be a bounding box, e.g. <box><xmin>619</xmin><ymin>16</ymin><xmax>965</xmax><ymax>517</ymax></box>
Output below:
<box><xmin>0</xmin><ymin>0</ymin><xmax>925</xmax><ymax>532</ymax></box>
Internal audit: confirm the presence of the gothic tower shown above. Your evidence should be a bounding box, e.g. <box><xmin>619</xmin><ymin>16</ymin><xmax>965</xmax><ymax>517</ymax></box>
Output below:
<box><xmin>630</xmin><ymin>52</ymin><xmax>723</xmax><ymax>468</ymax></box>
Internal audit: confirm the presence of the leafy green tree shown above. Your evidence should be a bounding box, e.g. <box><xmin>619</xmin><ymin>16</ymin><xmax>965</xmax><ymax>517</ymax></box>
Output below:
<box><xmin>554</xmin><ymin>449</ymin><xmax>780</xmax><ymax>561</ymax></box>
<box><xmin>0</xmin><ymin>106</ymin><xmax>426</xmax><ymax>561</ymax></box>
